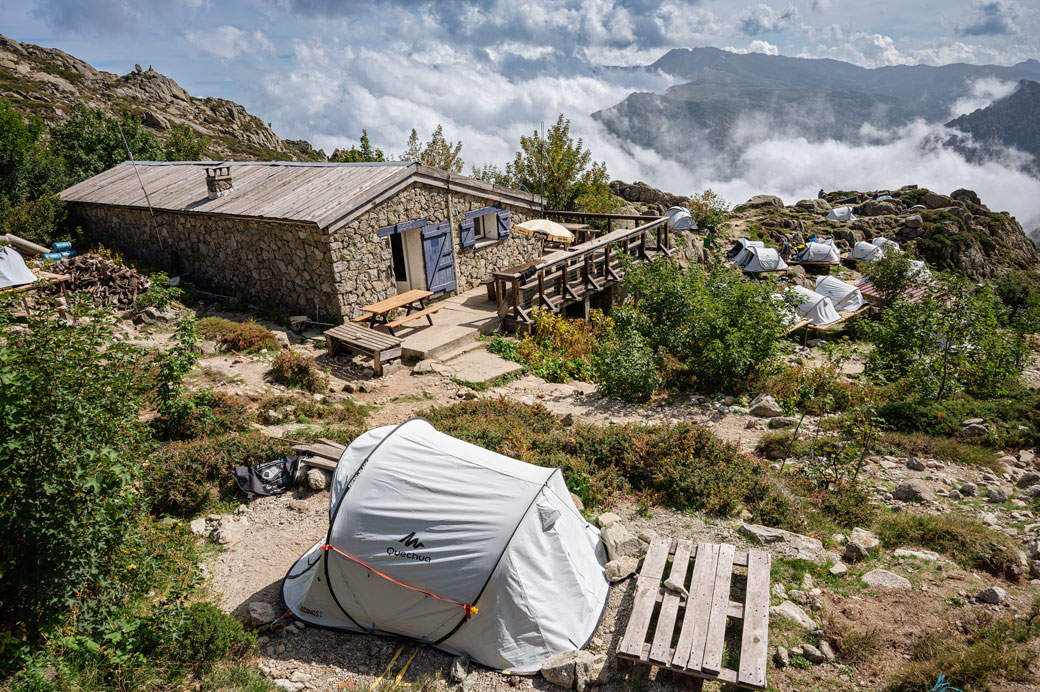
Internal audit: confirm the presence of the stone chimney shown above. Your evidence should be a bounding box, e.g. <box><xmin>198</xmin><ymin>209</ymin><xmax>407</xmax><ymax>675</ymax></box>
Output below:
<box><xmin>205</xmin><ymin>166</ymin><xmax>233</xmax><ymax>200</ymax></box>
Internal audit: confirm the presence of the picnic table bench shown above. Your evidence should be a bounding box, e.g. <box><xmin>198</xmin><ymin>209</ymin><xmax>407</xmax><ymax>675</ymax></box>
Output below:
<box><xmin>617</xmin><ymin>536</ymin><xmax>772</xmax><ymax>691</ymax></box>
<box><xmin>351</xmin><ymin>289</ymin><xmax>443</xmax><ymax>336</ymax></box>
<box><xmin>324</xmin><ymin>323</ymin><xmax>402</xmax><ymax>377</ymax></box>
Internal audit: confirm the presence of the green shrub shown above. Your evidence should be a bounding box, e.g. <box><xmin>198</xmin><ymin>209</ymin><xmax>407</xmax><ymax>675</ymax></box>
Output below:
<box><xmin>876</xmin><ymin>392</ymin><xmax>1040</xmax><ymax>451</ymax></box>
<box><xmin>221</xmin><ymin>320</ymin><xmax>281</xmax><ymax>353</ymax></box>
<box><xmin>618</xmin><ymin>258</ymin><xmax>791</xmax><ymax>393</ymax></box>
<box><xmin>874</xmin><ymin>512</ymin><xmax>1023</xmax><ymax>580</ymax></box>
<box><xmin>134</xmin><ymin>271</ymin><xmax>182</xmax><ymax>310</ymax></box>
<box><xmin>0</xmin><ymin>298</ymin><xmax>151</xmax><ymax>657</ymax></box>
<box><xmin>269</xmin><ymin>350</ymin><xmax>329</xmax><ymax>393</ymax></box>
<box><xmin>153</xmin><ymin>389</ymin><xmax>253</xmax><ymax>441</ymax></box>
<box><xmin>146</xmin><ymin>432</ymin><xmax>292</xmax><ymax>517</ymax></box>
<box><xmin>0</xmin><ymin>194</ymin><xmax>69</xmax><ymax>247</ymax></box>
<box><xmin>757</xmin><ymin>363</ymin><xmax>866</xmax><ymax>416</ymax></box>
<box><xmin>498</xmin><ymin>310</ymin><xmax>605</xmax><ymax>383</ymax></box>
<box><xmin>255</xmin><ymin>393</ymin><xmax>367</xmax><ymax>427</ymax></box>
<box><xmin>196</xmin><ymin>316</ymin><xmax>239</xmax><ymax>342</ymax></box>
<box><xmin>878</xmin><ymin>431</ymin><xmax>1002</xmax><ymax>472</ymax></box>
<box><xmin>165</xmin><ymin>602</ymin><xmax>255</xmax><ymax>673</ymax></box>
<box><xmin>592</xmin><ymin>325</ymin><xmax>661</xmax><ymax>401</ymax></box>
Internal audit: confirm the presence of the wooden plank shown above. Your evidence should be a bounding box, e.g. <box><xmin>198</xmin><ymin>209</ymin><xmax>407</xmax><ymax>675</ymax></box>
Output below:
<box><xmin>618</xmin><ymin>536</ymin><xmax>671</xmax><ymax>657</ymax></box>
<box><xmin>673</xmin><ymin>543</ymin><xmax>718</xmax><ymax>670</ymax></box>
<box><xmin>360</xmin><ymin>289</ymin><xmax>433</xmax><ymax>316</ymax></box>
<box><xmin>737</xmin><ymin>551</ymin><xmax>771</xmax><ymax>689</ymax></box>
<box><xmin>624</xmin><ymin>643</ymin><xmax>741</xmax><ymax>687</ymax></box>
<box><xmin>701</xmin><ymin>543</ymin><xmax>735</xmax><ymax>674</ymax></box>
<box><xmin>649</xmin><ymin>539</ymin><xmax>693</xmax><ymax>664</ymax></box>
<box><xmin>385</xmin><ymin>304</ymin><xmax>444</xmax><ymax>329</ymax></box>
<box><xmin>299</xmin><ymin>456</ymin><xmax>337</xmax><ymax>471</ymax></box>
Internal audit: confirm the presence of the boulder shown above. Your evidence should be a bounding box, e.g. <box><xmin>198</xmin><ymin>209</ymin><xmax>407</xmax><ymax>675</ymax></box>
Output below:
<box><xmin>893</xmin><ymin>548</ymin><xmax>941</xmax><ymax>561</ymax></box>
<box><xmin>574</xmin><ymin>652</ymin><xmax>610</xmax><ymax>690</ymax></box>
<box><xmin>829</xmin><ymin>562</ymin><xmax>848</xmax><ymax>576</ymax></box>
<box><xmin>796</xmin><ymin>198</ymin><xmax>831</xmax><ymax>213</ymax></box>
<box><xmin>950</xmin><ymin>188</ymin><xmax>981</xmax><ymax>205</ymax></box>
<box><xmin>214</xmin><ymin>516</ymin><xmax>247</xmax><ymax>545</ymax></box>
<box><xmin>1023</xmin><ymin>484</ymin><xmax>1040</xmax><ymax>499</ymax></box>
<box><xmin>601</xmin><ymin>522</ymin><xmax>643</xmax><ymax>561</ymax></box>
<box><xmin>604</xmin><ymin>556</ymin><xmax>639</xmax><ymax>582</ymax></box>
<box><xmin>986</xmin><ymin>487</ymin><xmax>1009</xmax><ymax>503</ymax></box>
<box><xmin>904</xmin><ymin>214</ymin><xmax>923</xmax><ymax>229</ymax></box>
<box><xmin>541</xmin><ymin>651</ymin><xmax>577</xmax><ymax>689</ymax></box>
<box><xmin>906</xmin><ymin>457</ymin><xmax>926</xmax><ymax>471</ymax></box>
<box><xmin>748</xmin><ymin>394</ymin><xmax>784</xmax><ymax>418</ymax></box>
<box><xmin>861</xmin><ymin>569</ymin><xmax>911</xmax><ymax>589</ymax></box>
<box><xmin>960</xmin><ymin>482</ymin><xmax>978</xmax><ymax>497</ymax></box>
<box><xmin>1020</xmin><ymin>449</ymin><xmax>1036</xmax><ymax>464</ymax></box>
<box><xmin>739</xmin><ymin>523</ymin><xmax>826</xmax><ymax>563</ymax></box>
<box><xmin>892</xmin><ymin>480</ymin><xmax>933</xmax><ymax>502</ymax></box>
<box><xmin>770</xmin><ymin>600</ymin><xmax>818</xmax><ymax>629</ymax></box>
<box><xmin>923</xmin><ymin>191</ymin><xmax>954</xmax><ymax>209</ymax></box>
<box><xmin>244</xmin><ymin>601</ymin><xmax>276</xmax><ymax>627</ymax></box>
<box><xmin>768</xmin><ymin>416</ymin><xmax>799</xmax><ymax>429</ymax></box>
<box><xmin>819</xmin><ymin>640</ymin><xmax>836</xmax><ymax>663</ymax></box>
<box><xmin>850</xmin><ymin>527</ymin><xmax>879</xmax><ymax>551</ymax></box>
<box><xmin>306</xmin><ymin>467</ymin><xmax>330</xmax><ymax>491</ymax></box>
<box><xmin>774</xmin><ymin>646</ymin><xmax>789</xmax><ymax>667</ymax></box>
<box><xmin>801</xmin><ymin>643</ymin><xmax>825</xmax><ymax>664</ymax></box>
<box><xmin>741</xmin><ymin>194</ymin><xmax>784</xmax><ymax>210</ymax></box>
<box><xmin>189</xmin><ymin>517</ymin><xmax>210</xmax><ymax>537</ymax></box>
<box><xmin>857</xmin><ymin>199</ymin><xmax>901</xmax><ymax>216</ymax></box>
<box><xmin>964</xmin><ymin>423</ymin><xmax>988</xmax><ymax>436</ymax></box>
<box><xmin>597</xmin><ymin>512</ymin><xmax>622</xmax><ymax>529</ymax></box>
<box><xmin>976</xmin><ymin>586</ymin><xmax>1007</xmax><ymax>605</ymax></box>
<box><xmin>449</xmin><ymin>656</ymin><xmax>470</xmax><ymax>684</ymax></box>
<box><xmin>1016</xmin><ymin>472</ymin><xmax>1040</xmax><ymax>488</ymax></box>
<box><xmin>843</xmin><ymin>542</ymin><xmax>869</xmax><ymax>563</ymax></box>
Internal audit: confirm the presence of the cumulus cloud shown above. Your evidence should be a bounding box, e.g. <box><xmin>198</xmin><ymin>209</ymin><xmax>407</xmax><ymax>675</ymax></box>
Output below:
<box><xmin>738</xmin><ymin>3</ymin><xmax>799</xmax><ymax>36</ymax></box>
<box><xmin>957</xmin><ymin>0</ymin><xmax>1021</xmax><ymax>36</ymax></box>
<box><xmin>724</xmin><ymin>40</ymin><xmax>780</xmax><ymax>55</ymax></box>
<box><xmin>948</xmin><ymin>77</ymin><xmax>1019</xmax><ymax>117</ymax></box>
<box><xmin>185</xmin><ymin>26</ymin><xmax>273</xmax><ymax>59</ymax></box>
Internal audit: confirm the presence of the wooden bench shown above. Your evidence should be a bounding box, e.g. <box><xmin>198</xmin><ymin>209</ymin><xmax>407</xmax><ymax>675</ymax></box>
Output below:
<box><xmin>324</xmin><ymin>324</ymin><xmax>402</xmax><ymax>377</ymax></box>
<box><xmin>617</xmin><ymin>537</ymin><xmax>771</xmax><ymax>691</ymax></box>
<box><xmin>384</xmin><ymin>304</ymin><xmax>444</xmax><ymax>332</ymax></box>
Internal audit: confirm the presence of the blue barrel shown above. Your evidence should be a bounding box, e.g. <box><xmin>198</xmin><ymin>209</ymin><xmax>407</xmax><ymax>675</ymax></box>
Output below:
<box><xmin>41</xmin><ymin>252</ymin><xmax>63</xmax><ymax>261</ymax></box>
<box><xmin>51</xmin><ymin>241</ymin><xmax>72</xmax><ymax>252</ymax></box>
<box><xmin>59</xmin><ymin>250</ymin><xmax>77</xmax><ymax>258</ymax></box>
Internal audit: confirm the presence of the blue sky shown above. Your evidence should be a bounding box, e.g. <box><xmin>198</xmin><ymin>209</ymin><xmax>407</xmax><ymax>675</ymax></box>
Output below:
<box><xmin>4</xmin><ymin>0</ymin><xmax>1040</xmax><ymax>226</ymax></box>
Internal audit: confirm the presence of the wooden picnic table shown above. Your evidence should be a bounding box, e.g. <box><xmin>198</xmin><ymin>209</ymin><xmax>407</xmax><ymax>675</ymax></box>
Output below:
<box><xmin>560</xmin><ymin>222</ymin><xmax>594</xmax><ymax>244</ymax></box>
<box><xmin>352</xmin><ymin>289</ymin><xmax>441</xmax><ymax>336</ymax></box>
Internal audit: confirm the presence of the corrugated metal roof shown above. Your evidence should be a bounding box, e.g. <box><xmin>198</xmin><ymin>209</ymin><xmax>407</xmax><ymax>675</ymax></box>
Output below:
<box><xmin>60</xmin><ymin>161</ymin><xmax>541</xmax><ymax>230</ymax></box>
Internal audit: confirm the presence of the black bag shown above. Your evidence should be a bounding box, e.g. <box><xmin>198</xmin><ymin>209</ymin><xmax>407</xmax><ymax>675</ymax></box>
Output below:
<box><xmin>233</xmin><ymin>456</ymin><xmax>304</xmax><ymax>497</ymax></box>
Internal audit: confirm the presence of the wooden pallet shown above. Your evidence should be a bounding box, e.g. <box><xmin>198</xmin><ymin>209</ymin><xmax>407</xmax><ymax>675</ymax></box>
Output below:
<box><xmin>324</xmin><ymin>323</ymin><xmax>402</xmax><ymax>377</ymax></box>
<box><xmin>292</xmin><ymin>438</ymin><xmax>347</xmax><ymax>472</ymax></box>
<box><xmin>617</xmin><ymin>537</ymin><xmax>771</xmax><ymax>691</ymax></box>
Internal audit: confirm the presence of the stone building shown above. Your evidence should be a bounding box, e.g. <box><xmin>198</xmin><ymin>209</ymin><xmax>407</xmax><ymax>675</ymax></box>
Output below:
<box><xmin>60</xmin><ymin>161</ymin><xmax>543</xmax><ymax>320</ymax></box>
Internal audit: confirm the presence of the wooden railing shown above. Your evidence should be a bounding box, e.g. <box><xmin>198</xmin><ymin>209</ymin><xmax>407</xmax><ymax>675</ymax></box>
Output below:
<box><xmin>492</xmin><ymin>215</ymin><xmax>670</xmax><ymax>326</ymax></box>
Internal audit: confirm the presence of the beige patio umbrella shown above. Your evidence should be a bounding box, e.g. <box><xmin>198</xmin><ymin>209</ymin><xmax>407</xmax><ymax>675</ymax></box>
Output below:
<box><xmin>513</xmin><ymin>218</ymin><xmax>574</xmax><ymax>244</ymax></box>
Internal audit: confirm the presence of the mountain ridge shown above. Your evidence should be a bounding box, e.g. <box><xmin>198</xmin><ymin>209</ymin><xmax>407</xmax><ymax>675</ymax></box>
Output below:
<box><xmin>0</xmin><ymin>33</ymin><xmax>322</xmax><ymax>162</ymax></box>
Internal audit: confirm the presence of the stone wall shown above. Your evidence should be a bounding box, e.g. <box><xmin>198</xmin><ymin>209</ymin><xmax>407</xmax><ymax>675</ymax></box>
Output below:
<box><xmin>70</xmin><ymin>181</ymin><xmax>542</xmax><ymax>321</ymax></box>
<box><xmin>328</xmin><ymin>182</ymin><xmax>541</xmax><ymax>318</ymax></box>
<box><xmin>69</xmin><ymin>204</ymin><xmax>341</xmax><ymax>319</ymax></box>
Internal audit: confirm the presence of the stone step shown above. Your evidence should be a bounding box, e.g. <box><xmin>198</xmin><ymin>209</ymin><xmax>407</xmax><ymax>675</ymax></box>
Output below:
<box><xmin>400</xmin><ymin>317</ymin><xmax>501</xmax><ymax>360</ymax></box>
<box><xmin>425</xmin><ymin>347</ymin><xmax>523</xmax><ymax>385</ymax></box>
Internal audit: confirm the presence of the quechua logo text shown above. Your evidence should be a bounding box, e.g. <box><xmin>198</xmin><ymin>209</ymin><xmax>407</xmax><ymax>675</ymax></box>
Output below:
<box><xmin>387</xmin><ymin>532</ymin><xmax>431</xmax><ymax>562</ymax></box>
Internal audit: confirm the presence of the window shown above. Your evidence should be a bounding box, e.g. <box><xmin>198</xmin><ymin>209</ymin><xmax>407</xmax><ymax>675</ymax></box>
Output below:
<box><xmin>474</xmin><ymin>214</ymin><xmax>495</xmax><ymax>242</ymax></box>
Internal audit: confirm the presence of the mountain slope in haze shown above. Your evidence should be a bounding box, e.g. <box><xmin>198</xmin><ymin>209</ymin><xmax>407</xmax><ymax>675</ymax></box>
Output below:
<box><xmin>0</xmin><ymin>33</ymin><xmax>322</xmax><ymax>161</ymax></box>
<box><xmin>946</xmin><ymin>80</ymin><xmax>1040</xmax><ymax>177</ymax></box>
<box><xmin>595</xmin><ymin>47</ymin><xmax>1040</xmax><ymax>166</ymax></box>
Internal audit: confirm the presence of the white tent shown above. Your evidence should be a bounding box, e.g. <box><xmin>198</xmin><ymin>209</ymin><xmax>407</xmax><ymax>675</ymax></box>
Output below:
<box><xmin>740</xmin><ymin>246</ymin><xmax>789</xmax><ymax>272</ymax></box>
<box><xmin>665</xmin><ymin>206</ymin><xmax>698</xmax><ymax>231</ymax></box>
<box><xmin>789</xmin><ymin>285</ymin><xmax>841</xmax><ymax>325</ymax></box>
<box><xmin>815</xmin><ymin>276</ymin><xmax>865</xmax><ymax>312</ymax></box>
<box><xmin>826</xmin><ymin>206</ymin><xmax>856</xmax><ymax>222</ymax></box>
<box><xmin>846</xmin><ymin>240</ymin><xmax>881</xmax><ymax>261</ymax></box>
<box><xmin>0</xmin><ymin>246</ymin><xmax>38</xmax><ymax>289</ymax></box>
<box><xmin>729</xmin><ymin>238</ymin><xmax>763</xmax><ymax>260</ymax></box>
<box><xmin>793</xmin><ymin>241</ymin><xmax>840</xmax><ymax>264</ymax></box>
<box><xmin>871</xmin><ymin>237</ymin><xmax>900</xmax><ymax>252</ymax></box>
<box><xmin>909</xmin><ymin>259</ymin><xmax>931</xmax><ymax>281</ymax></box>
<box><xmin>282</xmin><ymin>419</ymin><xmax>609</xmax><ymax>673</ymax></box>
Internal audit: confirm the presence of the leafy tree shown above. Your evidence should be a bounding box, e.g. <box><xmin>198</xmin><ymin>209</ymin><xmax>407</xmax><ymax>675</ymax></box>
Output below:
<box><xmin>863</xmin><ymin>243</ymin><xmax>918</xmax><ymax>307</ymax></box>
<box><xmin>419</xmin><ymin>124</ymin><xmax>463</xmax><ymax>173</ymax></box>
<box><xmin>50</xmin><ymin>102</ymin><xmax>163</xmax><ymax>183</ymax></box>
<box><xmin>0</xmin><ymin>297</ymin><xmax>151</xmax><ymax>653</ymax></box>
<box><xmin>0</xmin><ymin>193</ymin><xmax>68</xmax><ymax>246</ymax></box>
<box><xmin>162</xmin><ymin>124</ymin><xmax>208</xmax><ymax>161</ymax></box>
<box><xmin>401</xmin><ymin>128</ymin><xmax>422</xmax><ymax>162</ymax></box>
<box><xmin>860</xmin><ymin>274</ymin><xmax>1028</xmax><ymax>399</ymax></box>
<box><xmin>334</xmin><ymin>129</ymin><xmax>386</xmax><ymax>162</ymax></box>
<box><xmin>470</xmin><ymin>162</ymin><xmax>510</xmax><ymax>186</ymax></box>
<box><xmin>507</xmin><ymin>113</ymin><xmax>614</xmax><ymax>211</ymax></box>
<box><xmin>994</xmin><ymin>270</ymin><xmax>1040</xmax><ymax>332</ymax></box>
<box><xmin>0</xmin><ymin>100</ymin><xmax>65</xmax><ymax>203</ymax></box>
<box><xmin>687</xmin><ymin>189</ymin><xmax>729</xmax><ymax>232</ymax></box>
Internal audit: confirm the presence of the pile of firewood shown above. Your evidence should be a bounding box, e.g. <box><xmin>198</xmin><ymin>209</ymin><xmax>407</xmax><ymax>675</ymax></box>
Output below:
<box><xmin>53</xmin><ymin>254</ymin><xmax>150</xmax><ymax>309</ymax></box>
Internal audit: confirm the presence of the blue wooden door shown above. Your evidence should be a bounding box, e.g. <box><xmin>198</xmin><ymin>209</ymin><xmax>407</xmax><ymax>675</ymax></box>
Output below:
<box><xmin>421</xmin><ymin>222</ymin><xmax>457</xmax><ymax>294</ymax></box>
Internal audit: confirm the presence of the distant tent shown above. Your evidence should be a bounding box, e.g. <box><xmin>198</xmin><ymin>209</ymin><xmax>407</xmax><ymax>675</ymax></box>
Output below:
<box><xmin>0</xmin><ymin>246</ymin><xmax>38</xmax><ymax>289</ymax></box>
<box><xmin>790</xmin><ymin>285</ymin><xmax>841</xmax><ymax>326</ymax></box>
<box><xmin>665</xmin><ymin>206</ymin><xmax>698</xmax><ymax>231</ymax></box>
<box><xmin>871</xmin><ymin>237</ymin><xmax>900</xmax><ymax>253</ymax></box>
<box><xmin>909</xmin><ymin>204</ymin><xmax>926</xmax><ymax>211</ymax></box>
<box><xmin>847</xmin><ymin>241</ymin><xmax>881</xmax><ymax>261</ymax></box>
<box><xmin>815</xmin><ymin>276</ymin><xmax>865</xmax><ymax>312</ymax></box>
<box><xmin>793</xmin><ymin>241</ymin><xmax>840</xmax><ymax>264</ymax></box>
<box><xmin>909</xmin><ymin>259</ymin><xmax>931</xmax><ymax>281</ymax></box>
<box><xmin>728</xmin><ymin>238</ymin><xmax>763</xmax><ymax>259</ymax></box>
<box><xmin>741</xmin><ymin>246</ymin><xmax>789</xmax><ymax>273</ymax></box>
<box><xmin>826</xmin><ymin>206</ymin><xmax>856</xmax><ymax>222</ymax></box>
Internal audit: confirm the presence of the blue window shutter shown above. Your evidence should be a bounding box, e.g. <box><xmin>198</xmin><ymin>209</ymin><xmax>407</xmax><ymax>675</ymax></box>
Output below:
<box><xmin>496</xmin><ymin>209</ymin><xmax>511</xmax><ymax>239</ymax></box>
<box><xmin>459</xmin><ymin>218</ymin><xmax>475</xmax><ymax>249</ymax></box>
<box><xmin>421</xmin><ymin>222</ymin><xmax>457</xmax><ymax>294</ymax></box>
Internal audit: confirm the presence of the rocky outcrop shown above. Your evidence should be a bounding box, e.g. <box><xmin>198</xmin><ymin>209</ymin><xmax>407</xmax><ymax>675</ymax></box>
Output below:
<box><xmin>0</xmin><ymin>33</ymin><xmax>323</xmax><ymax>161</ymax></box>
<box><xmin>609</xmin><ymin>180</ymin><xmax>690</xmax><ymax>212</ymax></box>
